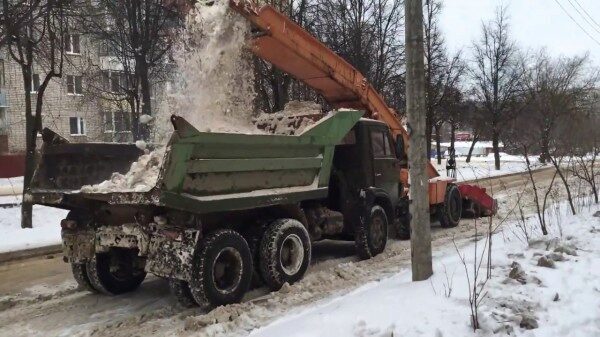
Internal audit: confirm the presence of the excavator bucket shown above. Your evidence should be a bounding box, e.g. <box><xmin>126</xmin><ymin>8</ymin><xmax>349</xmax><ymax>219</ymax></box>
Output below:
<box><xmin>458</xmin><ymin>184</ymin><xmax>498</xmax><ymax>217</ymax></box>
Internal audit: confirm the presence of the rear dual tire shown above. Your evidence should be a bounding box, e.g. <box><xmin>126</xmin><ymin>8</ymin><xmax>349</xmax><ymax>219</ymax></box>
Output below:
<box><xmin>71</xmin><ymin>249</ymin><xmax>147</xmax><ymax>295</ymax></box>
<box><xmin>188</xmin><ymin>229</ymin><xmax>254</xmax><ymax>308</ymax></box>
<box><xmin>173</xmin><ymin>220</ymin><xmax>312</xmax><ymax>307</ymax></box>
<box><xmin>259</xmin><ymin>219</ymin><xmax>311</xmax><ymax>291</ymax></box>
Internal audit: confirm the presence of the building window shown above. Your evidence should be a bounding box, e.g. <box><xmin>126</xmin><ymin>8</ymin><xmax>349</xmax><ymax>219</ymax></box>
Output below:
<box><xmin>67</xmin><ymin>75</ymin><xmax>83</xmax><ymax>95</ymax></box>
<box><xmin>104</xmin><ymin>111</ymin><xmax>129</xmax><ymax>133</ymax></box>
<box><xmin>103</xmin><ymin>111</ymin><xmax>114</xmax><ymax>133</ymax></box>
<box><xmin>31</xmin><ymin>74</ymin><xmax>40</xmax><ymax>93</ymax></box>
<box><xmin>102</xmin><ymin>70</ymin><xmax>128</xmax><ymax>93</ymax></box>
<box><xmin>0</xmin><ymin>107</ymin><xmax>7</xmax><ymax>135</ymax></box>
<box><xmin>69</xmin><ymin>117</ymin><xmax>86</xmax><ymax>135</ymax></box>
<box><xmin>65</xmin><ymin>34</ymin><xmax>81</xmax><ymax>54</ymax></box>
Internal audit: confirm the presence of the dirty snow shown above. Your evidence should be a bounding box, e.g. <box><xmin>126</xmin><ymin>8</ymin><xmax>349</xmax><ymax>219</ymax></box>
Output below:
<box><xmin>80</xmin><ymin>148</ymin><xmax>165</xmax><ymax>194</ymax></box>
<box><xmin>253</xmin><ymin>101</ymin><xmax>323</xmax><ymax>135</ymax></box>
<box><xmin>249</xmin><ymin>202</ymin><xmax>600</xmax><ymax>337</ymax></box>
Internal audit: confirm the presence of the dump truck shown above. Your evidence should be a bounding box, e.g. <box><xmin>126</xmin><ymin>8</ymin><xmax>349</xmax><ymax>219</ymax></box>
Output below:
<box><xmin>28</xmin><ymin>110</ymin><xmax>414</xmax><ymax>307</ymax></box>
<box><xmin>26</xmin><ymin>1</ymin><xmax>497</xmax><ymax>308</ymax></box>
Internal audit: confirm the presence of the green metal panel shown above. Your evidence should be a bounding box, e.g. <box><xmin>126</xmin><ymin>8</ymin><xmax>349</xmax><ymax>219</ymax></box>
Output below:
<box><xmin>158</xmin><ymin>110</ymin><xmax>363</xmax><ymax>214</ymax></box>
<box><xmin>187</xmin><ymin>157</ymin><xmax>323</xmax><ymax>173</ymax></box>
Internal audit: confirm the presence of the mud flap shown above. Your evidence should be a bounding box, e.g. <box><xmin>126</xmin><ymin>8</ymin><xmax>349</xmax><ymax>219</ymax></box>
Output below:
<box><xmin>62</xmin><ymin>230</ymin><xmax>95</xmax><ymax>263</ymax></box>
<box><xmin>145</xmin><ymin>229</ymin><xmax>200</xmax><ymax>281</ymax></box>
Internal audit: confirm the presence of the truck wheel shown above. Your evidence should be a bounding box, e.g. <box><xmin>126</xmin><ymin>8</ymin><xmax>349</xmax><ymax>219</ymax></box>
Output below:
<box><xmin>438</xmin><ymin>184</ymin><xmax>462</xmax><ymax>228</ymax></box>
<box><xmin>86</xmin><ymin>249</ymin><xmax>147</xmax><ymax>295</ymax></box>
<box><xmin>355</xmin><ymin>205</ymin><xmax>388</xmax><ymax>259</ymax></box>
<box><xmin>169</xmin><ymin>279</ymin><xmax>197</xmax><ymax>308</ymax></box>
<box><xmin>71</xmin><ymin>262</ymin><xmax>97</xmax><ymax>293</ymax></box>
<box><xmin>189</xmin><ymin>229</ymin><xmax>253</xmax><ymax>307</ymax></box>
<box><xmin>259</xmin><ymin>219</ymin><xmax>311</xmax><ymax>291</ymax></box>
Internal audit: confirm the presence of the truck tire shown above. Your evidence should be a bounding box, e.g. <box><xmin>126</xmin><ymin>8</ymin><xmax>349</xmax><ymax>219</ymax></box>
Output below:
<box><xmin>259</xmin><ymin>219</ymin><xmax>311</xmax><ymax>291</ymax></box>
<box><xmin>85</xmin><ymin>249</ymin><xmax>147</xmax><ymax>295</ymax></box>
<box><xmin>71</xmin><ymin>262</ymin><xmax>97</xmax><ymax>293</ymax></box>
<box><xmin>189</xmin><ymin>229</ymin><xmax>253</xmax><ymax>307</ymax></box>
<box><xmin>355</xmin><ymin>205</ymin><xmax>388</xmax><ymax>259</ymax></box>
<box><xmin>438</xmin><ymin>184</ymin><xmax>462</xmax><ymax>228</ymax></box>
<box><xmin>169</xmin><ymin>279</ymin><xmax>197</xmax><ymax>308</ymax></box>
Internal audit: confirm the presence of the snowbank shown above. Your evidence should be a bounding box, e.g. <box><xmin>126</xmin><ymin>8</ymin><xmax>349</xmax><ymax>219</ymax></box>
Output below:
<box><xmin>434</xmin><ymin>153</ymin><xmax>544</xmax><ymax>182</ymax></box>
<box><xmin>0</xmin><ymin>205</ymin><xmax>66</xmax><ymax>253</ymax></box>
<box><xmin>249</xmin><ymin>204</ymin><xmax>600</xmax><ymax>337</ymax></box>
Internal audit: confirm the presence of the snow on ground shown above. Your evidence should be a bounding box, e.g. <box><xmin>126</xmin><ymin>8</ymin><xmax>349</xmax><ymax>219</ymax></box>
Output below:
<box><xmin>249</xmin><ymin>203</ymin><xmax>600</xmax><ymax>337</ymax></box>
<box><xmin>0</xmin><ymin>204</ymin><xmax>66</xmax><ymax>253</ymax></box>
<box><xmin>0</xmin><ymin>176</ymin><xmax>66</xmax><ymax>253</ymax></box>
<box><xmin>434</xmin><ymin>152</ymin><xmax>545</xmax><ymax>182</ymax></box>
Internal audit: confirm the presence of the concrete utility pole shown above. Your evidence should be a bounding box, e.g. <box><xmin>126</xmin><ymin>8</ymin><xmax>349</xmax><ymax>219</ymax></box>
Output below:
<box><xmin>405</xmin><ymin>0</ymin><xmax>433</xmax><ymax>281</ymax></box>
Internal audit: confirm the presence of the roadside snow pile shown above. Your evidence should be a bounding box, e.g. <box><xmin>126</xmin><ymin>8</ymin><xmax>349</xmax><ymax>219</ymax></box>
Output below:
<box><xmin>246</xmin><ymin>203</ymin><xmax>600</xmax><ymax>337</ymax></box>
<box><xmin>80</xmin><ymin>149</ymin><xmax>165</xmax><ymax>194</ymax></box>
<box><xmin>253</xmin><ymin>101</ymin><xmax>323</xmax><ymax>135</ymax></box>
<box><xmin>0</xmin><ymin>205</ymin><xmax>66</xmax><ymax>253</ymax></box>
<box><xmin>434</xmin><ymin>153</ymin><xmax>543</xmax><ymax>182</ymax></box>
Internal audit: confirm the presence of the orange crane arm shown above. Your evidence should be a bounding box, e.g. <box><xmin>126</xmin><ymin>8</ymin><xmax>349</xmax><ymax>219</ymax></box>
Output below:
<box><xmin>229</xmin><ymin>0</ymin><xmax>440</xmax><ymax>179</ymax></box>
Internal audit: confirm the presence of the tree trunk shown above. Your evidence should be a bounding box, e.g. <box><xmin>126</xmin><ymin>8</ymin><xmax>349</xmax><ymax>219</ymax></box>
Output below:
<box><xmin>492</xmin><ymin>131</ymin><xmax>501</xmax><ymax>170</ymax></box>
<box><xmin>20</xmin><ymin>47</ymin><xmax>34</xmax><ymax>229</ymax></box>
<box><xmin>426</xmin><ymin>114</ymin><xmax>432</xmax><ymax>160</ymax></box>
<box><xmin>435</xmin><ymin>123</ymin><xmax>442</xmax><ymax>165</ymax></box>
<box><xmin>551</xmin><ymin>158</ymin><xmax>576</xmax><ymax>215</ymax></box>
<box><xmin>466</xmin><ymin>134</ymin><xmax>479</xmax><ymax>163</ymax></box>
<box><xmin>524</xmin><ymin>146</ymin><xmax>548</xmax><ymax>235</ymax></box>
<box><xmin>271</xmin><ymin>68</ymin><xmax>290</xmax><ymax>112</ymax></box>
<box><xmin>539</xmin><ymin>131</ymin><xmax>550</xmax><ymax>164</ymax></box>
<box><xmin>137</xmin><ymin>58</ymin><xmax>152</xmax><ymax>141</ymax></box>
<box><xmin>405</xmin><ymin>0</ymin><xmax>432</xmax><ymax>281</ymax></box>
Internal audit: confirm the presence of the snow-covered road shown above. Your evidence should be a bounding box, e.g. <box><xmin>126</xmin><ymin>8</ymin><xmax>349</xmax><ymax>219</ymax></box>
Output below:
<box><xmin>0</xmin><ymin>168</ymin><xmax>568</xmax><ymax>337</ymax></box>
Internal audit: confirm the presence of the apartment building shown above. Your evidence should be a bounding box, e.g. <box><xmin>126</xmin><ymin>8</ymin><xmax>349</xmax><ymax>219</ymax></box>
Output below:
<box><xmin>0</xmin><ymin>32</ymin><xmax>144</xmax><ymax>155</ymax></box>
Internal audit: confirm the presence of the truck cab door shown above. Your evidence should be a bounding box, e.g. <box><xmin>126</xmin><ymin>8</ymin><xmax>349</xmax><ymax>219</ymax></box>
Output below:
<box><xmin>369</xmin><ymin>127</ymin><xmax>400</xmax><ymax>203</ymax></box>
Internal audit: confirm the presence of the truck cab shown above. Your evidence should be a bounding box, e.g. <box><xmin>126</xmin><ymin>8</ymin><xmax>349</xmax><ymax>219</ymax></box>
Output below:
<box><xmin>324</xmin><ymin>119</ymin><xmax>405</xmax><ymax>244</ymax></box>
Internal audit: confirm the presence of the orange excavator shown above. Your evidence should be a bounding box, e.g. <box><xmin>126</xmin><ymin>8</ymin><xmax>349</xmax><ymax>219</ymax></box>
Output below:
<box><xmin>226</xmin><ymin>1</ymin><xmax>497</xmax><ymax>219</ymax></box>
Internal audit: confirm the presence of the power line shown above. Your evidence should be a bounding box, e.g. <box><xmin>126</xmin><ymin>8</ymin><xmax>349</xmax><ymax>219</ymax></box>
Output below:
<box><xmin>565</xmin><ymin>0</ymin><xmax>600</xmax><ymax>36</ymax></box>
<box><xmin>572</xmin><ymin>0</ymin><xmax>600</xmax><ymax>31</ymax></box>
<box><xmin>552</xmin><ymin>0</ymin><xmax>600</xmax><ymax>47</ymax></box>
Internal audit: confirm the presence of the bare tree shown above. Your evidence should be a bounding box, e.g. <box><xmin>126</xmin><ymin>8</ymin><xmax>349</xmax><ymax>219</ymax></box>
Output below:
<box><xmin>3</xmin><ymin>0</ymin><xmax>67</xmax><ymax>227</ymax></box>
<box><xmin>311</xmin><ymin>0</ymin><xmax>404</xmax><ymax>110</ymax></box>
<box><xmin>470</xmin><ymin>5</ymin><xmax>525</xmax><ymax>170</ymax></box>
<box><xmin>253</xmin><ymin>0</ymin><xmax>318</xmax><ymax>113</ymax></box>
<box><xmin>77</xmin><ymin>0</ymin><xmax>180</xmax><ymax>141</ymax></box>
<box><xmin>423</xmin><ymin>0</ymin><xmax>463</xmax><ymax>163</ymax></box>
<box><xmin>569</xmin><ymin>110</ymin><xmax>600</xmax><ymax>203</ymax></box>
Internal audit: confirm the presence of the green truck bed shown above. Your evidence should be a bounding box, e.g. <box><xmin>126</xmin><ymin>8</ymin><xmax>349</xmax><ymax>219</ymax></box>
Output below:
<box><xmin>28</xmin><ymin>110</ymin><xmax>362</xmax><ymax>216</ymax></box>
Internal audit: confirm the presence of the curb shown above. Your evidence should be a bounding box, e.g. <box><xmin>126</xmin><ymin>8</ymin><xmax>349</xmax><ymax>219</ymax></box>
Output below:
<box><xmin>0</xmin><ymin>244</ymin><xmax>63</xmax><ymax>265</ymax></box>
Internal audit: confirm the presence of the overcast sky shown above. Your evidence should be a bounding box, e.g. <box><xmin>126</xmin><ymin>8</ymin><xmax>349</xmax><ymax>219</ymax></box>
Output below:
<box><xmin>440</xmin><ymin>0</ymin><xmax>600</xmax><ymax>63</ymax></box>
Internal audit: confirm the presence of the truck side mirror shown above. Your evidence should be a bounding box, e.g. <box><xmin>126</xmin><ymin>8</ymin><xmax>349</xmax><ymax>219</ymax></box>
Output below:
<box><xmin>395</xmin><ymin>135</ymin><xmax>406</xmax><ymax>161</ymax></box>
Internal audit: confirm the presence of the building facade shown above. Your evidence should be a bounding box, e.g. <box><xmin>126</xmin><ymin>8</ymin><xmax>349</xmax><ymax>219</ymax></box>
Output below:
<box><xmin>0</xmin><ymin>33</ymin><xmax>145</xmax><ymax>155</ymax></box>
